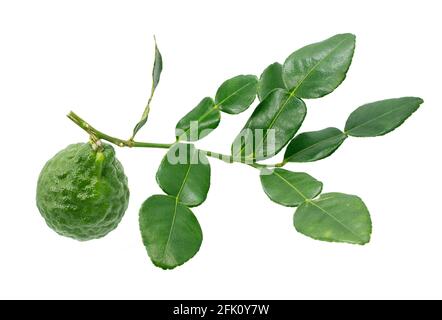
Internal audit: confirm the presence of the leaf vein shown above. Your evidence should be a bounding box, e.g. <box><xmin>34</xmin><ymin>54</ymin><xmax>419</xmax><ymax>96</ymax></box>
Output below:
<box><xmin>346</xmin><ymin>101</ymin><xmax>417</xmax><ymax>134</ymax></box>
<box><xmin>309</xmin><ymin>200</ymin><xmax>363</xmax><ymax>241</ymax></box>
<box><xmin>289</xmin><ymin>37</ymin><xmax>351</xmax><ymax>95</ymax></box>
<box><xmin>179</xmin><ymin>105</ymin><xmax>219</xmax><ymax>140</ymax></box>
<box><xmin>160</xmin><ymin>162</ymin><xmax>192</xmax><ymax>264</ymax></box>
<box><xmin>286</xmin><ymin>132</ymin><xmax>345</xmax><ymax>160</ymax></box>
<box><xmin>274</xmin><ymin>171</ymin><xmax>307</xmax><ymax>200</ymax></box>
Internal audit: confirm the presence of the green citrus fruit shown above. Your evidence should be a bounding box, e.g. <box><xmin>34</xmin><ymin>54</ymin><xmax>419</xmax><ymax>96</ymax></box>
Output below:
<box><xmin>36</xmin><ymin>142</ymin><xmax>129</xmax><ymax>241</ymax></box>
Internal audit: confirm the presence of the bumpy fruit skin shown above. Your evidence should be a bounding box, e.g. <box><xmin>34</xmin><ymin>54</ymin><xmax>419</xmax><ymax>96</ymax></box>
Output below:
<box><xmin>36</xmin><ymin>143</ymin><xmax>129</xmax><ymax>241</ymax></box>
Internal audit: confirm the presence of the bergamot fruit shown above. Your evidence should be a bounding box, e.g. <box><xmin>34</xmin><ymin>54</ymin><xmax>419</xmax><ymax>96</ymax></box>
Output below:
<box><xmin>36</xmin><ymin>142</ymin><xmax>129</xmax><ymax>241</ymax></box>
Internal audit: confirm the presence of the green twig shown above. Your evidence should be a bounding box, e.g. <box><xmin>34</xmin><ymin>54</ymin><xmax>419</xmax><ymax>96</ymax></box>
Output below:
<box><xmin>198</xmin><ymin>149</ymin><xmax>234</xmax><ymax>164</ymax></box>
<box><xmin>67</xmin><ymin>111</ymin><xmax>173</xmax><ymax>149</ymax></box>
<box><xmin>199</xmin><ymin>149</ymin><xmax>283</xmax><ymax>169</ymax></box>
<box><xmin>68</xmin><ymin>111</ymin><xmax>283</xmax><ymax>169</ymax></box>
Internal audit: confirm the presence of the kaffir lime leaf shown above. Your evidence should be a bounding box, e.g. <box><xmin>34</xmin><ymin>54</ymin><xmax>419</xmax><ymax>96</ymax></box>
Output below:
<box><xmin>36</xmin><ymin>142</ymin><xmax>129</xmax><ymax>241</ymax></box>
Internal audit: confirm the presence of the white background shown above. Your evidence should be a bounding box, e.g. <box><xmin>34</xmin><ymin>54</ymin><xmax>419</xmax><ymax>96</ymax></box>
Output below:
<box><xmin>0</xmin><ymin>0</ymin><xmax>441</xmax><ymax>299</ymax></box>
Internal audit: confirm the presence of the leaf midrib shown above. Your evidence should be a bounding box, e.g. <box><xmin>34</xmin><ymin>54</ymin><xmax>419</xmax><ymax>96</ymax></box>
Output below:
<box><xmin>236</xmin><ymin>91</ymin><xmax>297</xmax><ymax>158</ymax></box>
<box><xmin>160</xmin><ymin>162</ymin><xmax>192</xmax><ymax>264</ymax></box>
<box><xmin>286</xmin><ymin>131</ymin><xmax>346</xmax><ymax>161</ymax></box>
<box><xmin>217</xmin><ymin>80</ymin><xmax>255</xmax><ymax>107</ymax></box>
<box><xmin>308</xmin><ymin>200</ymin><xmax>364</xmax><ymax>242</ymax></box>
<box><xmin>346</xmin><ymin>100</ymin><xmax>418</xmax><ymax>134</ymax></box>
<box><xmin>179</xmin><ymin>104</ymin><xmax>219</xmax><ymax>140</ymax></box>
<box><xmin>288</xmin><ymin>37</ymin><xmax>351</xmax><ymax>95</ymax></box>
<box><xmin>273</xmin><ymin>171</ymin><xmax>308</xmax><ymax>200</ymax></box>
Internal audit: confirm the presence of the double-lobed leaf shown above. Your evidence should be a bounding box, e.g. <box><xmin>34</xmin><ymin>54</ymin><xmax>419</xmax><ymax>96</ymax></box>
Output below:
<box><xmin>139</xmin><ymin>195</ymin><xmax>203</xmax><ymax>270</ymax></box>
<box><xmin>156</xmin><ymin>143</ymin><xmax>211</xmax><ymax>207</ymax></box>
<box><xmin>175</xmin><ymin>75</ymin><xmax>258</xmax><ymax>142</ymax></box>
<box><xmin>260</xmin><ymin>168</ymin><xmax>323</xmax><ymax>207</ymax></box>
<box><xmin>258</xmin><ymin>62</ymin><xmax>285</xmax><ymax>101</ymax></box>
<box><xmin>175</xmin><ymin>97</ymin><xmax>220</xmax><ymax>141</ymax></box>
<box><xmin>284</xmin><ymin>127</ymin><xmax>347</xmax><ymax>163</ymax></box>
<box><xmin>345</xmin><ymin>97</ymin><xmax>424</xmax><ymax>137</ymax></box>
<box><xmin>140</xmin><ymin>143</ymin><xmax>211</xmax><ymax>269</ymax></box>
<box><xmin>283</xmin><ymin>33</ymin><xmax>356</xmax><ymax>99</ymax></box>
<box><xmin>294</xmin><ymin>193</ymin><xmax>372</xmax><ymax>245</ymax></box>
<box><xmin>232</xmin><ymin>89</ymin><xmax>306</xmax><ymax>161</ymax></box>
<box><xmin>215</xmin><ymin>75</ymin><xmax>258</xmax><ymax>114</ymax></box>
<box><xmin>132</xmin><ymin>38</ymin><xmax>163</xmax><ymax>137</ymax></box>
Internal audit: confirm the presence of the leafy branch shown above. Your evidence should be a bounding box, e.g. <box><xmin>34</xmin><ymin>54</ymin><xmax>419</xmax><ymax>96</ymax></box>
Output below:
<box><xmin>68</xmin><ymin>33</ymin><xmax>423</xmax><ymax>270</ymax></box>
<box><xmin>67</xmin><ymin>111</ymin><xmax>279</xmax><ymax>169</ymax></box>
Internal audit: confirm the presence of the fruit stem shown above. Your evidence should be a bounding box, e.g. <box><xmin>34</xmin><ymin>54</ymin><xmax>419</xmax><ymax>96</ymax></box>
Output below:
<box><xmin>67</xmin><ymin>111</ymin><xmax>173</xmax><ymax>149</ymax></box>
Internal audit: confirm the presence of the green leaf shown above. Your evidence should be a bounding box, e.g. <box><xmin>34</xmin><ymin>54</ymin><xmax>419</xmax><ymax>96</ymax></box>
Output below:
<box><xmin>175</xmin><ymin>97</ymin><xmax>221</xmax><ymax>141</ymax></box>
<box><xmin>156</xmin><ymin>143</ymin><xmax>210</xmax><ymax>207</ymax></box>
<box><xmin>131</xmin><ymin>37</ymin><xmax>164</xmax><ymax>138</ymax></box>
<box><xmin>283</xmin><ymin>33</ymin><xmax>356</xmax><ymax>99</ymax></box>
<box><xmin>345</xmin><ymin>97</ymin><xmax>424</xmax><ymax>137</ymax></box>
<box><xmin>258</xmin><ymin>62</ymin><xmax>285</xmax><ymax>101</ymax></box>
<box><xmin>232</xmin><ymin>89</ymin><xmax>306</xmax><ymax>161</ymax></box>
<box><xmin>284</xmin><ymin>127</ymin><xmax>347</xmax><ymax>163</ymax></box>
<box><xmin>152</xmin><ymin>36</ymin><xmax>163</xmax><ymax>91</ymax></box>
<box><xmin>260</xmin><ymin>168</ymin><xmax>323</xmax><ymax>207</ymax></box>
<box><xmin>139</xmin><ymin>195</ymin><xmax>203</xmax><ymax>270</ymax></box>
<box><xmin>294</xmin><ymin>193</ymin><xmax>372</xmax><ymax>245</ymax></box>
<box><xmin>215</xmin><ymin>75</ymin><xmax>258</xmax><ymax>114</ymax></box>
